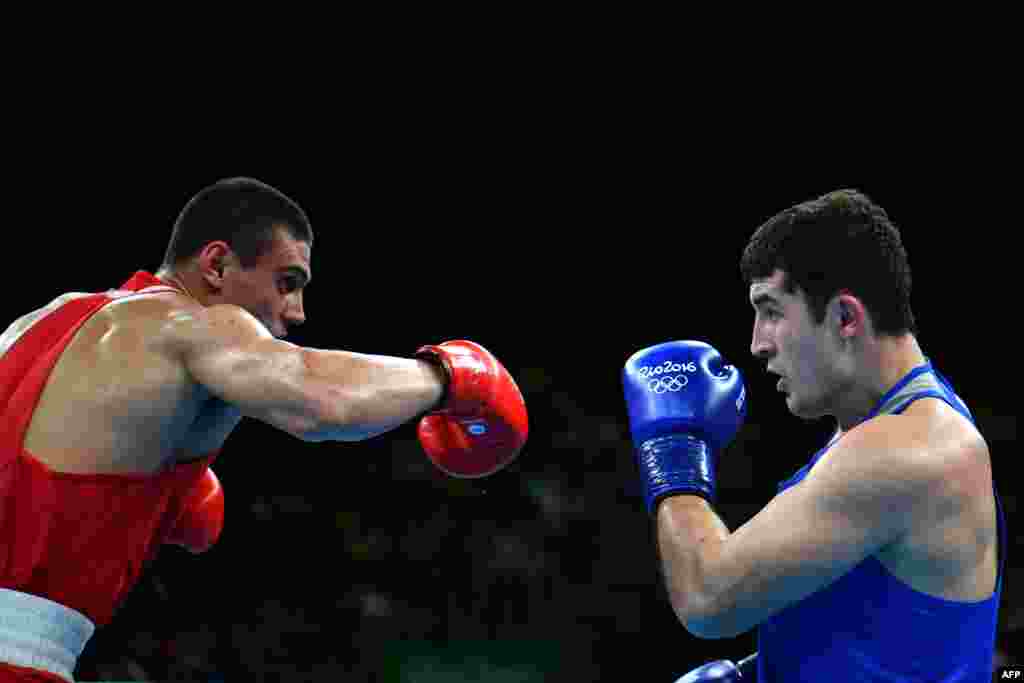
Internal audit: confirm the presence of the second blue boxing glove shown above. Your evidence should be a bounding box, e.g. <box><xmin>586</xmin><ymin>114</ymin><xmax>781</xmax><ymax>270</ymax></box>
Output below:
<box><xmin>673</xmin><ymin>659</ymin><xmax>744</xmax><ymax>682</ymax></box>
<box><xmin>622</xmin><ymin>340</ymin><xmax>746</xmax><ymax>514</ymax></box>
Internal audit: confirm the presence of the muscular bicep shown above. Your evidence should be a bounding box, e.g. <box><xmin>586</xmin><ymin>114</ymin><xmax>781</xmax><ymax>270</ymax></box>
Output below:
<box><xmin>192</xmin><ymin>339</ymin><xmax>319</xmax><ymax>431</ymax></box>
<box><xmin>168</xmin><ymin>305</ymin><xmax>321</xmax><ymax>437</ymax></box>
<box><xmin>166</xmin><ymin>303</ymin><xmax>444</xmax><ymax>442</ymax></box>
<box><xmin>694</xmin><ymin>421</ymin><xmax>939</xmax><ymax>637</ymax></box>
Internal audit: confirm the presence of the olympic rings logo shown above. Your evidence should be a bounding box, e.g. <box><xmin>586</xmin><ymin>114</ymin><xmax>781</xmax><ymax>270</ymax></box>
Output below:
<box><xmin>648</xmin><ymin>374</ymin><xmax>689</xmax><ymax>394</ymax></box>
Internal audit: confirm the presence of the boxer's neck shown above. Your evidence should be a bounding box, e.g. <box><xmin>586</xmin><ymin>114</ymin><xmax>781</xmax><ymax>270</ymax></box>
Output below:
<box><xmin>153</xmin><ymin>265</ymin><xmax>208</xmax><ymax>306</ymax></box>
<box><xmin>834</xmin><ymin>333</ymin><xmax>927</xmax><ymax>434</ymax></box>
<box><xmin>873</xmin><ymin>334</ymin><xmax>928</xmax><ymax>400</ymax></box>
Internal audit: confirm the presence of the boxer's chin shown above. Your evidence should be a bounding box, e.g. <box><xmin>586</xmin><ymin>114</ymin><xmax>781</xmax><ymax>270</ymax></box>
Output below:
<box><xmin>782</xmin><ymin>384</ymin><xmax>805</xmax><ymax>414</ymax></box>
<box><xmin>786</xmin><ymin>391</ymin><xmax>826</xmax><ymax>421</ymax></box>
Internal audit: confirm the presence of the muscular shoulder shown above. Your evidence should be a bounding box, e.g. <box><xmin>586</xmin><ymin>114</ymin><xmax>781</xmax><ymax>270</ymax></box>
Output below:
<box><xmin>899</xmin><ymin>397</ymin><xmax>992</xmax><ymax>497</ymax></box>
<box><xmin>813</xmin><ymin>401</ymin><xmax>990</xmax><ymax>529</ymax></box>
<box><xmin>156</xmin><ymin>300</ymin><xmax>275</xmax><ymax>357</ymax></box>
<box><xmin>84</xmin><ymin>293</ymin><xmax>271</xmax><ymax>364</ymax></box>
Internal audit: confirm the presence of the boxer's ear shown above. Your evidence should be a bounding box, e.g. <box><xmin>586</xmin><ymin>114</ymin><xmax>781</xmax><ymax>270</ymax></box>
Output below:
<box><xmin>198</xmin><ymin>241</ymin><xmax>231</xmax><ymax>288</ymax></box>
<box><xmin>834</xmin><ymin>291</ymin><xmax>866</xmax><ymax>338</ymax></box>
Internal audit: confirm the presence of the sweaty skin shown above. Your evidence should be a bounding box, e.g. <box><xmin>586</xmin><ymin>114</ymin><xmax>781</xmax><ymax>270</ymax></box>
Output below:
<box><xmin>23</xmin><ymin>290</ymin><xmax>242</xmax><ymax>475</ymax></box>
<box><xmin>19</xmin><ymin>229</ymin><xmax>446</xmax><ymax>476</ymax></box>
<box><xmin>657</xmin><ymin>270</ymin><xmax>997</xmax><ymax>639</ymax></box>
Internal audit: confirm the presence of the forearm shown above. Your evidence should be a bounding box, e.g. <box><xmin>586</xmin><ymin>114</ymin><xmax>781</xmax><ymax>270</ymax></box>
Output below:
<box><xmin>297</xmin><ymin>348</ymin><xmax>445</xmax><ymax>441</ymax></box>
<box><xmin>656</xmin><ymin>495</ymin><xmax>730</xmax><ymax>634</ymax></box>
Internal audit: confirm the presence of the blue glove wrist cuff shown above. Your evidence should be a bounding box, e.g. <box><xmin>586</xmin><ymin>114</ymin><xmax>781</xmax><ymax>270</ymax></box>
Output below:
<box><xmin>636</xmin><ymin>433</ymin><xmax>715</xmax><ymax>514</ymax></box>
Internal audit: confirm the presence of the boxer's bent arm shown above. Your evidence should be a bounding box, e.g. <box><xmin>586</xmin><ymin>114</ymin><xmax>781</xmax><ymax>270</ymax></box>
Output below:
<box><xmin>658</xmin><ymin>415</ymin><xmax>968</xmax><ymax>639</ymax></box>
<box><xmin>169</xmin><ymin>304</ymin><xmax>445</xmax><ymax>441</ymax></box>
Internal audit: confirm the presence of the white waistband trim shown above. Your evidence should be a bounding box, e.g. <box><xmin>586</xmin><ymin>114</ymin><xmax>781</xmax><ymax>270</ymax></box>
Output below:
<box><xmin>0</xmin><ymin>589</ymin><xmax>95</xmax><ymax>682</ymax></box>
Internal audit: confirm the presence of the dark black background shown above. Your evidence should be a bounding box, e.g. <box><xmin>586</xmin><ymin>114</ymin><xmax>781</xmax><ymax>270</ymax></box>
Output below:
<box><xmin>3</xmin><ymin>73</ymin><xmax>1015</xmax><ymax>681</ymax></box>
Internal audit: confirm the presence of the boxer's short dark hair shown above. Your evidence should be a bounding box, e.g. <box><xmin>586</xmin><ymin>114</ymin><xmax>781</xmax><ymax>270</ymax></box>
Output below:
<box><xmin>162</xmin><ymin>177</ymin><xmax>313</xmax><ymax>269</ymax></box>
<box><xmin>740</xmin><ymin>189</ymin><xmax>916</xmax><ymax>337</ymax></box>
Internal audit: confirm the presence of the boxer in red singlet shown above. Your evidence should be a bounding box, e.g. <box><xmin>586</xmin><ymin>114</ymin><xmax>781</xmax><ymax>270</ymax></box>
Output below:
<box><xmin>0</xmin><ymin>178</ymin><xmax>528</xmax><ymax>682</ymax></box>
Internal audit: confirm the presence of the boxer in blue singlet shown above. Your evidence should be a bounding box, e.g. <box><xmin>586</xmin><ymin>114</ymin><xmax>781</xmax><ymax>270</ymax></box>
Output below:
<box><xmin>752</xmin><ymin>357</ymin><xmax>1004</xmax><ymax>680</ymax></box>
<box><xmin>623</xmin><ymin>189</ymin><xmax>1003</xmax><ymax>682</ymax></box>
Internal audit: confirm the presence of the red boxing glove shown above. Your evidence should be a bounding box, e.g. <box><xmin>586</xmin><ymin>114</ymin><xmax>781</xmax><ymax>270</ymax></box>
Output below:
<box><xmin>415</xmin><ymin>340</ymin><xmax>528</xmax><ymax>478</ymax></box>
<box><xmin>166</xmin><ymin>468</ymin><xmax>224</xmax><ymax>554</ymax></box>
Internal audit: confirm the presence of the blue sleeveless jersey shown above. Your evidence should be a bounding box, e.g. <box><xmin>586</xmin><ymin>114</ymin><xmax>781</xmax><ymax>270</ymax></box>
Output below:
<box><xmin>757</xmin><ymin>361</ymin><xmax>1005</xmax><ymax>681</ymax></box>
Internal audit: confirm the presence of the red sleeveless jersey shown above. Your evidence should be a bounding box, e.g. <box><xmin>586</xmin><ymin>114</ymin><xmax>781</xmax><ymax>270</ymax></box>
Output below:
<box><xmin>0</xmin><ymin>271</ymin><xmax>217</xmax><ymax>626</ymax></box>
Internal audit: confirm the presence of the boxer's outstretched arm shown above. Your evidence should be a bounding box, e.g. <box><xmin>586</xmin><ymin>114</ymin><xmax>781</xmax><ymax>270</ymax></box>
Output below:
<box><xmin>658</xmin><ymin>414</ymin><xmax>973</xmax><ymax>639</ymax></box>
<box><xmin>167</xmin><ymin>303</ymin><xmax>445</xmax><ymax>441</ymax></box>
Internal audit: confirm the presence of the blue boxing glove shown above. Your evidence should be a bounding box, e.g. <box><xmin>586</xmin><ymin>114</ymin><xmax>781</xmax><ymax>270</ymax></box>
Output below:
<box><xmin>673</xmin><ymin>659</ymin><xmax>743</xmax><ymax>682</ymax></box>
<box><xmin>622</xmin><ymin>341</ymin><xmax>746</xmax><ymax>514</ymax></box>
<box><xmin>674</xmin><ymin>653</ymin><xmax>757</xmax><ymax>682</ymax></box>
